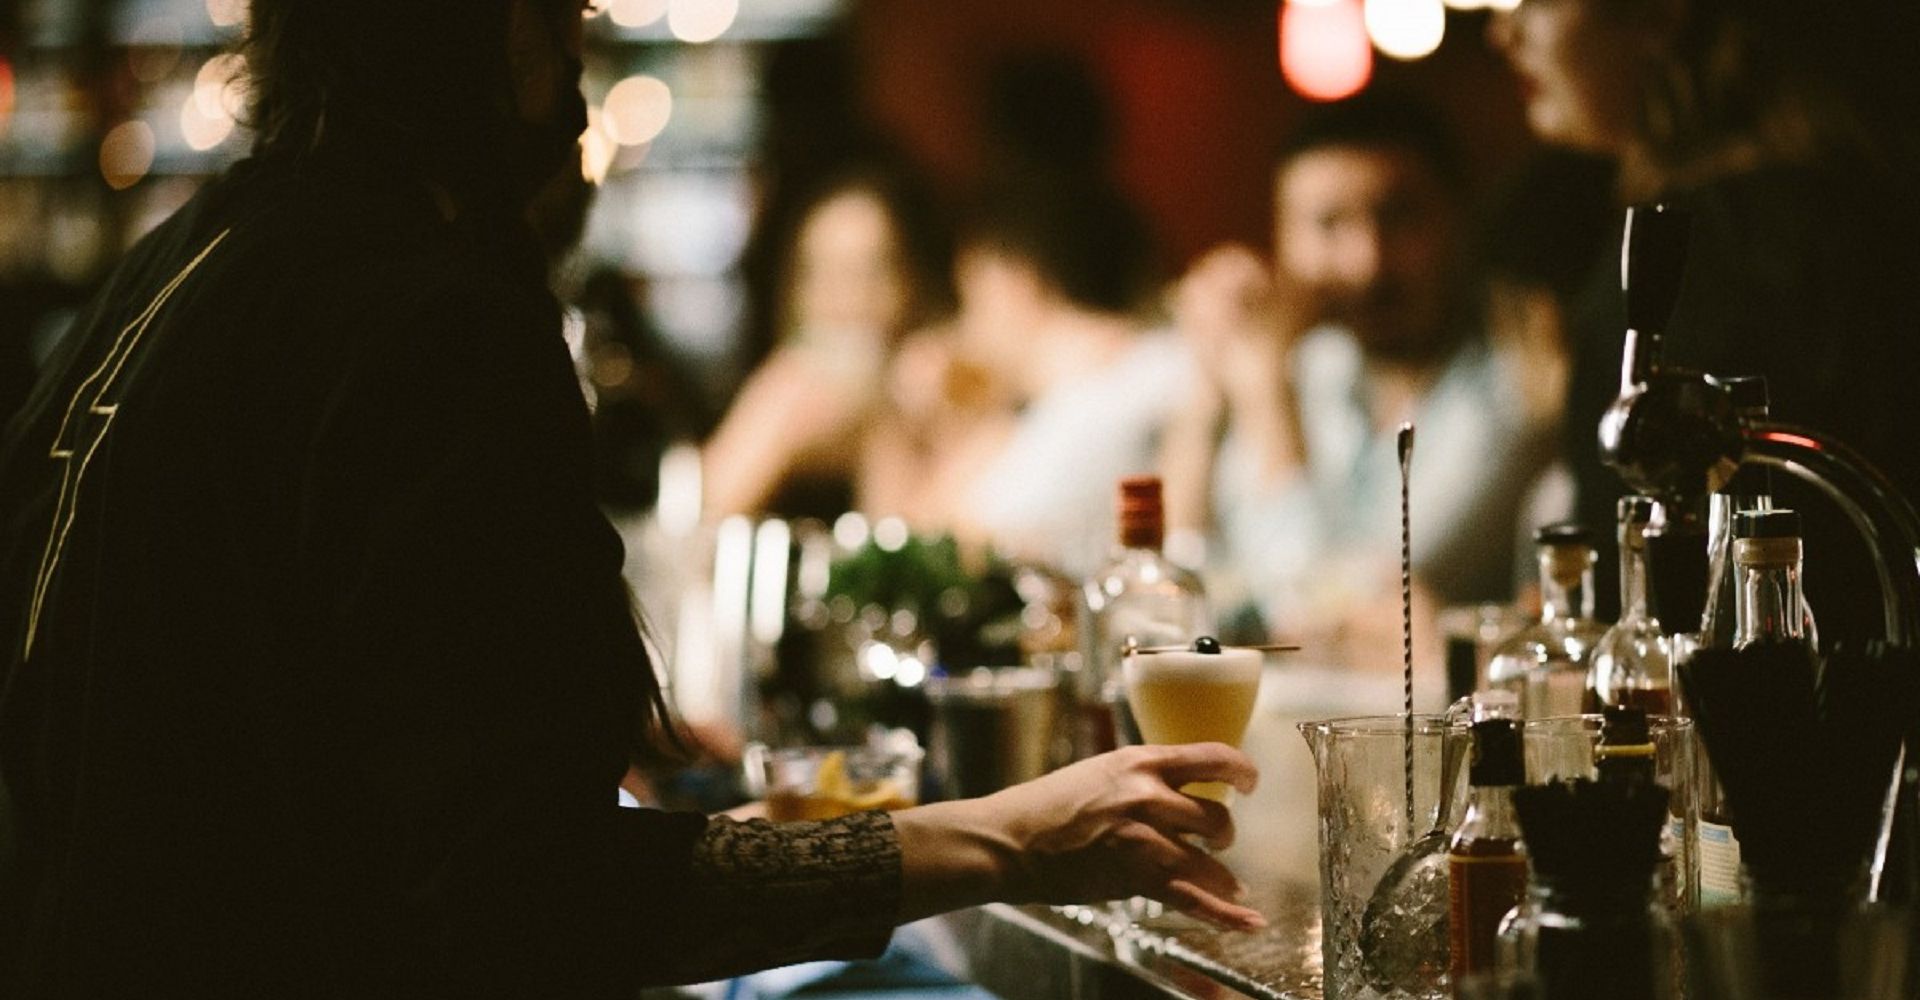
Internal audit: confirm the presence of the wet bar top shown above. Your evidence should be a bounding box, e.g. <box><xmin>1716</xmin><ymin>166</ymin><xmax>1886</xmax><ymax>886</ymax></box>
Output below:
<box><xmin>938</xmin><ymin>882</ymin><xmax>1325</xmax><ymax>1000</ymax></box>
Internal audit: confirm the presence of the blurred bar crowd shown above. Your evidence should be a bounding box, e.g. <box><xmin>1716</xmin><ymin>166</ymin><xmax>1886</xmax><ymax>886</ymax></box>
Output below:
<box><xmin>4</xmin><ymin>0</ymin><xmax>1917</xmax><ymax>781</ymax></box>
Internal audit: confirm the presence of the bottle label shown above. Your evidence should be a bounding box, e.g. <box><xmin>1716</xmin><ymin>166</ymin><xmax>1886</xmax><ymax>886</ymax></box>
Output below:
<box><xmin>1449</xmin><ymin>852</ymin><xmax>1530</xmax><ymax>980</ymax></box>
<box><xmin>1698</xmin><ymin>820</ymin><xmax>1743</xmax><ymax>906</ymax></box>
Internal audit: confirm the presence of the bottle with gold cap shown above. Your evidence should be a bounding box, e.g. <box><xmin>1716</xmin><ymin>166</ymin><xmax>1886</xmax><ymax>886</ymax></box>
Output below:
<box><xmin>1731</xmin><ymin>509</ymin><xmax>1815</xmax><ymax>654</ymax></box>
<box><xmin>1487</xmin><ymin>523</ymin><xmax>1610</xmax><ymax>719</ymax></box>
<box><xmin>1077</xmin><ymin>476</ymin><xmax>1210</xmax><ymax>759</ymax></box>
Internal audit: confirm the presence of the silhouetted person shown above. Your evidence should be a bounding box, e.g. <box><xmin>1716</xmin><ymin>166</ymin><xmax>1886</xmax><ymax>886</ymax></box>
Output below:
<box><xmin>0</xmin><ymin>4</ymin><xmax>1265</xmax><ymax>998</ymax></box>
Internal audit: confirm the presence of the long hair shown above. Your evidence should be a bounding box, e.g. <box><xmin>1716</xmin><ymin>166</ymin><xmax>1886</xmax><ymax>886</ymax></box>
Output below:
<box><xmin>771</xmin><ymin>162</ymin><xmax>954</xmax><ymax>346</ymax></box>
<box><xmin>1629</xmin><ymin>0</ymin><xmax>1920</xmax><ymax>193</ymax></box>
<box><xmin>240</xmin><ymin>0</ymin><xmax>539</xmax><ymax>209</ymax></box>
<box><xmin>241</xmin><ymin>0</ymin><xmax>680</xmax><ymax>762</ymax></box>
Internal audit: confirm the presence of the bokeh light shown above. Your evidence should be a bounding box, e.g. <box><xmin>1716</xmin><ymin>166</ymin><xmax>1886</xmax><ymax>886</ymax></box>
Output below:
<box><xmin>610</xmin><ymin>0</ymin><xmax>670</xmax><ymax>29</ymax></box>
<box><xmin>1280</xmin><ymin>0</ymin><xmax>1373</xmax><ymax>102</ymax></box>
<box><xmin>206</xmin><ymin>0</ymin><xmax>246</xmax><ymax>27</ymax></box>
<box><xmin>581</xmin><ymin>107</ymin><xmax>620</xmax><ymax>183</ymax></box>
<box><xmin>181</xmin><ymin>95</ymin><xmax>234</xmax><ymax>152</ymax></box>
<box><xmin>1365</xmin><ymin>0</ymin><xmax>1447</xmax><ymax>60</ymax></box>
<box><xmin>100</xmin><ymin>121</ymin><xmax>157</xmax><ymax>191</ymax></box>
<box><xmin>0</xmin><ymin>59</ymin><xmax>14</xmax><ymax>140</ymax></box>
<box><xmin>603</xmin><ymin>75</ymin><xmax>673</xmax><ymax>146</ymax></box>
<box><xmin>874</xmin><ymin>517</ymin><xmax>910</xmax><ymax>553</ymax></box>
<box><xmin>194</xmin><ymin>54</ymin><xmax>247</xmax><ymax>121</ymax></box>
<box><xmin>667</xmin><ymin>0</ymin><xmax>739</xmax><ymax>44</ymax></box>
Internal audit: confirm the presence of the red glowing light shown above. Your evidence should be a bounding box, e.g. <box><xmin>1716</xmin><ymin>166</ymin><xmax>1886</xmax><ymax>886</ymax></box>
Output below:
<box><xmin>1764</xmin><ymin>431</ymin><xmax>1825</xmax><ymax>453</ymax></box>
<box><xmin>1278</xmin><ymin>0</ymin><xmax>1373</xmax><ymax>102</ymax></box>
<box><xmin>0</xmin><ymin>59</ymin><xmax>16</xmax><ymax>137</ymax></box>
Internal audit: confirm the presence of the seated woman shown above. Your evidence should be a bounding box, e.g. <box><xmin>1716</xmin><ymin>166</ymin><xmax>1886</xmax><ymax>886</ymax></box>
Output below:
<box><xmin>701</xmin><ymin>164</ymin><xmax>950</xmax><ymax>521</ymax></box>
<box><xmin>864</xmin><ymin>180</ymin><xmax>1192</xmax><ymax>578</ymax></box>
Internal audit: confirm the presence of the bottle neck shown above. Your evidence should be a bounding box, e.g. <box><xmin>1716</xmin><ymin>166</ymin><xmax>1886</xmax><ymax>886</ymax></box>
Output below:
<box><xmin>1619</xmin><ymin>537</ymin><xmax>1650</xmax><ymax>620</ymax></box>
<box><xmin>1734</xmin><ymin>553</ymin><xmax>1808</xmax><ymax>648</ymax></box>
<box><xmin>1116</xmin><ymin>524</ymin><xmax>1163</xmax><ymax>553</ymax></box>
<box><xmin>1539</xmin><ymin>550</ymin><xmax>1595</xmax><ymax>623</ymax></box>
<box><xmin>1458</xmin><ymin>783</ymin><xmax>1522</xmax><ymax>839</ymax></box>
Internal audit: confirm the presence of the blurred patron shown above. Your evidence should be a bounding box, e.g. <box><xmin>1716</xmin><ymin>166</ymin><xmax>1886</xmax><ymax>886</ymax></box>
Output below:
<box><xmin>1160</xmin><ymin>93</ymin><xmax>1548</xmax><ymax>663</ymax></box>
<box><xmin>1490</xmin><ymin>0</ymin><xmax>1920</xmax><ymax>635</ymax></box>
<box><xmin>865</xmin><ymin>180</ymin><xmax>1191</xmax><ymax>577</ymax></box>
<box><xmin>701</xmin><ymin>164</ymin><xmax>950</xmax><ymax>521</ymax></box>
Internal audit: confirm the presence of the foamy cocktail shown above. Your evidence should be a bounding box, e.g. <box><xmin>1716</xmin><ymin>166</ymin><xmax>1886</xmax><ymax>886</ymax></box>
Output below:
<box><xmin>1122</xmin><ymin>640</ymin><xmax>1262</xmax><ymax>801</ymax></box>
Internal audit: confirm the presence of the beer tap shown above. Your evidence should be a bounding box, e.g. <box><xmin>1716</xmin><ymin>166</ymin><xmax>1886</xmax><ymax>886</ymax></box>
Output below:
<box><xmin>1599</xmin><ymin>203</ymin><xmax>1920</xmax><ymax>906</ymax></box>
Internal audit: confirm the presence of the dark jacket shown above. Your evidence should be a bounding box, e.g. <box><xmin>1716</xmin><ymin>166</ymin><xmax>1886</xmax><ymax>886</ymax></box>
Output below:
<box><xmin>0</xmin><ymin>154</ymin><xmax>898</xmax><ymax>999</ymax></box>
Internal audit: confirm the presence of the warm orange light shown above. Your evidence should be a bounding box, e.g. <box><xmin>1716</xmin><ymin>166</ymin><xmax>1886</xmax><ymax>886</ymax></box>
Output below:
<box><xmin>1280</xmin><ymin>0</ymin><xmax>1373</xmax><ymax>101</ymax></box>
<box><xmin>581</xmin><ymin>107</ymin><xmax>619</xmax><ymax>183</ymax></box>
<box><xmin>667</xmin><ymin>0</ymin><xmax>738</xmax><ymax>43</ymax></box>
<box><xmin>181</xmin><ymin>95</ymin><xmax>235</xmax><ymax>151</ymax></box>
<box><xmin>206</xmin><ymin>0</ymin><xmax>246</xmax><ymax>27</ymax></box>
<box><xmin>603</xmin><ymin>75</ymin><xmax>673</xmax><ymax>146</ymax></box>
<box><xmin>610</xmin><ymin>0</ymin><xmax>669</xmax><ymax>28</ymax></box>
<box><xmin>0</xmin><ymin>60</ymin><xmax>15</xmax><ymax>140</ymax></box>
<box><xmin>194</xmin><ymin>54</ymin><xmax>247</xmax><ymax>121</ymax></box>
<box><xmin>101</xmin><ymin>121</ymin><xmax>157</xmax><ymax>190</ymax></box>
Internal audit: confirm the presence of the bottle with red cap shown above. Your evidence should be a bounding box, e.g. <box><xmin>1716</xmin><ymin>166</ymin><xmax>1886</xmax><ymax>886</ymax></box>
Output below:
<box><xmin>1076</xmin><ymin>476</ymin><xmax>1211</xmax><ymax>759</ymax></box>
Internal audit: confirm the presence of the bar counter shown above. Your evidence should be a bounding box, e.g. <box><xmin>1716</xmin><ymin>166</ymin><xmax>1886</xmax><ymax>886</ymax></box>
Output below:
<box><xmin>935</xmin><ymin>887</ymin><xmax>1326</xmax><ymax>1000</ymax></box>
<box><xmin>925</xmin><ymin>663</ymin><xmax>1434</xmax><ymax>1000</ymax></box>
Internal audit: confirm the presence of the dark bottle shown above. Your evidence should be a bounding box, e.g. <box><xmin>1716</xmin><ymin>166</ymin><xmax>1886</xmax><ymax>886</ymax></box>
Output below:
<box><xmin>1597</xmin><ymin>705</ymin><xmax>1694</xmax><ymax>914</ymax></box>
<box><xmin>1449</xmin><ymin>718</ymin><xmax>1530</xmax><ymax>984</ymax></box>
<box><xmin>1589</xmin><ymin>497</ymin><xmax>1675</xmax><ymax>714</ymax></box>
<box><xmin>1594</xmin><ymin>705</ymin><xmax>1657</xmax><ymax>787</ymax></box>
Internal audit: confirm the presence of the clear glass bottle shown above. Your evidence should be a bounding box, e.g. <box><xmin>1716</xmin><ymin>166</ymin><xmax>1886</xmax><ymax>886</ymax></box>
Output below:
<box><xmin>1450</xmin><ymin>718</ymin><xmax>1530</xmax><ymax>983</ymax></box>
<box><xmin>1487</xmin><ymin>524</ymin><xmax>1609</xmax><ymax>719</ymax></box>
<box><xmin>1731</xmin><ymin>509</ymin><xmax>1814</xmax><ymax>653</ymax></box>
<box><xmin>1588</xmin><ymin>498</ymin><xmax>1675</xmax><ymax>714</ymax></box>
<box><xmin>1700</xmin><ymin>376</ymin><xmax>1816</xmax><ymax>650</ymax></box>
<box><xmin>1699</xmin><ymin>376</ymin><xmax>1772</xmax><ymax>647</ymax></box>
<box><xmin>1078</xmin><ymin>476</ymin><xmax>1209</xmax><ymax>759</ymax></box>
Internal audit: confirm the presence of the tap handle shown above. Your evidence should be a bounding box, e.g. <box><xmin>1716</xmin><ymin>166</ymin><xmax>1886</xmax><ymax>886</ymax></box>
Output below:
<box><xmin>1620</xmin><ymin>204</ymin><xmax>1692</xmax><ymax>384</ymax></box>
<box><xmin>1645</xmin><ymin>515</ymin><xmax>1711</xmax><ymax>637</ymax></box>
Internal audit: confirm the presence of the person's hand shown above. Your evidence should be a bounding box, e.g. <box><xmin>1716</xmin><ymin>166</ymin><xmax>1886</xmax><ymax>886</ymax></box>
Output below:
<box><xmin>1171</xmin><ymin>245</ymin><xmax>1289</xmax><ymax>404</ymax></box>
<box><xmin>893</xmin><ymin>743</ymin><xmax>1266</xmax><ymax>931</ymax></box>
<box><xmin>1170</xmin><ymin>245</ymin><xmax>1309</xmax><ymax>478</ymax></box>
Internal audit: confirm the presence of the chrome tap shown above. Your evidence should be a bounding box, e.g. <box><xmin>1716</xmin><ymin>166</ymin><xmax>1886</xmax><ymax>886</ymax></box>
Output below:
<box><xmin>1598</xmin><ymin>203</ymin><xmax>1920</xmax><ymax>906</ymax></box>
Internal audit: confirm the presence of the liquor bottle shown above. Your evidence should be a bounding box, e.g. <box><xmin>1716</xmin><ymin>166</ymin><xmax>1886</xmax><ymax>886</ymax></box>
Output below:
<box><xmin>1731</xmin><ymin>509</ymin><xmax>1815</xmax><ymax>654</ymax></box>
<box><xmin>1694</xmin><ymin>509</ymin><xmax>1817</xmax><ymax>907</ymax></box>
<box><xmin>1487</xmin><ymin>524</ymin><xmax>1609</xmax><ymax>719</ymax></box>
<box><xmin>1078</xmin><ymin>476</ymin><xmax>1210</xmax><ymax>759</ymax></box>
<box><xmin>1588</xmin><ymin>498</ymin><xmax>1675</xmax><ymax>714</ymax></box>
<box><xmin>1699</xmin><ymin>376</ymin><xmax>1816</xmax><ymax>649</ymax></box>
<box><xmin>1450</xmin><ymin>718</ymin><xmax>1530</xmax><ymax>983</ymax></box>
<box><xmin>1596</xmin><ymin>705</ymin><xmax>1693</xmax><ymax>914</ymax></box>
